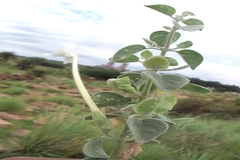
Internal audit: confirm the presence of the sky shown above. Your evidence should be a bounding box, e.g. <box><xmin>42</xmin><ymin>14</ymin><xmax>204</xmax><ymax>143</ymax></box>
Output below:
<box><xmin>0</xmin><ymin>0</ymin><xmax>240</xmax><ymax>87</ymax></box>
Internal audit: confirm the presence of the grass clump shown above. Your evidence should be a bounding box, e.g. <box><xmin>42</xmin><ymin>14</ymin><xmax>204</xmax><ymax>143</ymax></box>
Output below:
<box><xmin>0</xmin><ymin>97</ymin><xmax>26</xmax><ymax>112</ymax></box>
<box><xmin>42</xmin><ymin>96</ymin><xmax>77</xmax><ymax>106</ymax></box>
<box><xmin>0</xmin><ymin>113</ymin><xmax>100</xmax><ymax>159</ymax></box>
<box><xmin>1</xmin><ymin>87</ymin><xmax>28</xmax><ymax>95</ymax></box>
<box><xmin>135</xmin><ymin>117</ymin><xmax>240</xmax><ymax>160</ymax></box>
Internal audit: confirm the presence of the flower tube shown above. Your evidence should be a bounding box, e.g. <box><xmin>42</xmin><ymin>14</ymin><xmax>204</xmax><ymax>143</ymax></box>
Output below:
<box><xmin>45</xmin><ymin>44</ymin><xmax>112</xmax><ymax>135</ymax></box>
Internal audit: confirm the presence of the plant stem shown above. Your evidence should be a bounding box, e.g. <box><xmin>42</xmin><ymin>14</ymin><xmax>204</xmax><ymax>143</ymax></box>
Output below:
<box><xmin>161</xmin><ymin>27</ymin><xmax>178</xmax><ymax>57</ymax></box>
<box><xmin>109</xmin><ymin>78</ymin><xmax>153</xmax><ymax>160</ymax></box>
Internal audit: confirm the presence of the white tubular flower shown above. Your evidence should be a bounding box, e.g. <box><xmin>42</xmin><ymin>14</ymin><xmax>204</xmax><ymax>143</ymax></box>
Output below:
<box><xmin>46</xmin><ymin>44</ymin><xmax>113</xmax><ymax>136</ymax></box>
<box><xmin>45</xmin><ymin>43</ymin><xmax>100</xmax><ymax>112</ymax></box>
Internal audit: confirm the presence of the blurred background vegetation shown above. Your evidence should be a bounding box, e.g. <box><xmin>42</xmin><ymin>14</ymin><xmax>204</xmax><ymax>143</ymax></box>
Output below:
<box><xmin>0</xmin><ymin>51</ymin><xmax>240</xmax><ymax>160</ymax></box>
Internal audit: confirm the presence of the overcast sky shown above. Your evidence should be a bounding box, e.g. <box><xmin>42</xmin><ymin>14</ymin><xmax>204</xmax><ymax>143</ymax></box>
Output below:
<box><xmin>0</xmin><ymin>0</ymin><xmax>240</xmax><ymax>87</ymax></box>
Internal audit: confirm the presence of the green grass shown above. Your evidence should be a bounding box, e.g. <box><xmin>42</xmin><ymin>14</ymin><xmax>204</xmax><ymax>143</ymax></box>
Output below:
<box><xmin>0</xmin><ymin>112</ymin><xmax>100</xmax><ymax>159</ymax></box>
<box><xmin>41</xmin><ymin>96</ymin><xmax>77</xmax><ymax>106</ymax></box>
<box><xmin>134</xmin><ymin>117</ymin><xmax>240</xmax><ymax>160</ymax></box>
<box><xmin>173</xmin><ymin>92</ymin><xmax>240</xmax><ymax>119</ymax></box>
<box><xmin>0</xmin><ymin>80</ymin><xmax>32</xmax><ymax>88</ymax></box>
<box><xmin>0</xmin><ymin>97</ymin><xmax>26</xmax><ymax>112</ymax></box>
<box><xmin>1</xmin><ymin>87</ymin><xmax>28</xmax><ymax>95</ymax></box>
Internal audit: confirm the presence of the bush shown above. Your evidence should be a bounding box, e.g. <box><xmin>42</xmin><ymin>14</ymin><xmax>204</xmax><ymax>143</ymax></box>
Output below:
<box><xmin>80</xmin><ymin>67</ymin><xmax>120</xmax><ymax>80</ymax></box>
<box><xmin>0</xmin><ymin>97</ymin><xmax>26</xmax><ymax>112</ymax></box>
<box><xmin>0</xmin><ymin>52</ymin><xmax>15</xmax><ymax>62</ymax></box>
<box><xmin>16</xmin><ymin>59</ymin><xmax>35</xmax><ymax>70</ymax></box>
<box><xmin>32</xmin><ymin>58</ymin><xmax>65</xmax><ymax>69</ymax></box>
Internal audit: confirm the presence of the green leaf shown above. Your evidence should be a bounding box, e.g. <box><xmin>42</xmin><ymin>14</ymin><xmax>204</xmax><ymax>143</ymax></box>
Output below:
<box><xmin>111</xmin><ymin>45</ymin><xmax>146</xmax><ymax>62</ymax></box>
<box><xmin>154</xmin><ymin>93</ymin><xmax>177</xmax><ymax>113</ymax></box>
<box><xmin>143</xmin><ymin>56</ymin><xmax>169</xmax><ymax>70</ymax></box>
<box><xmin>180</xmin><ymin>83</ymin><xmax>211</xmax><ymax>93</ymax></box>
<box><xmin>142</xmin><ymin>38</ymin><xmax>157</xmax><ymax>46</ymax></box>
<box><xmin>145</xmin><ymin>5</ymin><xmax>176</xmax><ymax>16</ymax></box>
<box><xmin>181</xmin><ymin>11</ymin><xmax>195</xmax><ymax>17</ymax></box>
<box><xmin>176</xmin><ymin>49</ymin><xmax>203</xmax><ymax>70</ymax></box>
<box><xmin>84</xmin><ymin>92</ymin><xmax>132</xmax><ymax>108</ymax></box>
<box><xmin>181</xmin><ymin>25</ymin><xmax>204</xmax><ymax>31</ymax></box>
<box><xmin>164</xmin><ymin>57</ymin><xmax>178</xmax><ymax>66</ymax></box>
<box><xmin>177</xmin><ymin>41</ymin><xmax>193</xmax><ymax>48</ymax></box>
<box><xmin>112</xmin><ymin>55</ymin><xmax>139</xmax><ymax>63</ymax></box>
<box><xmin>133</xmin><ymin>100</ymin><xmax>158</xmax><ymax>114</ymax></box>
<box><xmin>92</xmin><ymin>111</ymin><xmax>112</xmax><ymax>136</ymax></box>
<box><xmin>141</xmin><ymin>50</ymin><xmax>153</xmax><ymax>59</ymax></box>
<box><xmin>150</xmin><ymin>31</ymin><xmax>181</xmax><ymax>47</ymax></box>
<box><xmin>82</xmin><ymin>140</ymin><xmax>109</xmax><ymax>158</ymax></box>
<box><xmin>183</xmin><ymin>18</ymin><xmax>204</xmax><ymax>25</ymax></box>
<box><xmin>152</xmin><ymin>114</ymin><xmax>175</xmax><ymax>125</ymax></box>
<box><xmin>118</xmin><ymin>73</ymin><xmax>142</xmax><ymax>83</ymax></box>
<box><xmin>163</xmin><ymin>26</ymin><xmax>172</xmax><ymax>30</ymax></box>
<box><xmin>127</xmin><ymin>116</ymin><xmax>169</xmax><ymax>143</ymax></box>
<box><xmin>145</xmin><ymin>71</ymin><xmax>189</xmax><ymax>92</ymax></box>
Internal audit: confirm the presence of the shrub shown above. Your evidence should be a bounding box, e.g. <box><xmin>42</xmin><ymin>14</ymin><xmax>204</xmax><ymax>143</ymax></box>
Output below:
<box><xmin>0</xmin><ymin>52</ymin><xmax>15</xmax><ymax>62</ymax></box>
<box><xmin>80</xmin><ymin>67</ymin><xmax>120</xmax><ymax>80</ymax></box>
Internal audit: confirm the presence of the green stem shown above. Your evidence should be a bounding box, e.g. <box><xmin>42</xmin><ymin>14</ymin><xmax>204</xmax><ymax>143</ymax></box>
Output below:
<box><xmin>109</xmin><ymin>78</ymin><xmax>153</xmax><ymax>160</ymax></box>
<box><xmin>161</xmin><ymin>27</ymin><xmax>178</xmax><ymax>57</ymax></box>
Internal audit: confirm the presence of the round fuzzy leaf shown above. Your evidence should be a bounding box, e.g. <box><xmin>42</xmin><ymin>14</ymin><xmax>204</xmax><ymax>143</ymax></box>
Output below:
<box><xmin>164</xmin><ymin>57</ymin><xmax>178</xmax><ymax>66</ymax></box>
<box><xmin>114</xmin><ymin>55</ymin><xmax>139</xmax><ymax>63</ymax></box>
<box><xmin>111</xmin><ymin>45</ymin><xmax>146</xmax><ymax>62</ymax></box>
<box><xmin>143</xmin><ymin>56</ymin><xmax>169</xmax><ymax>70</ymax></box>
<box><xmin>145</xmin><ymin>71</ymin><xmax>189</xmax><ymax>92</ymax></box>
<box><xmin>163</xmin><ymin>26</ymin><xmax>172</xmax><ymax>30</ymax></box>
<box><xmin>127</xmin><ymin>116</ymin><xmax>169</xmax><ymax>143</ymax></box>
<box><xmin>118</xmin><ymin>73</ymin><xmax>142</xmax><ymax>83</ymax></box>
<box><xmin>155</xmin><ymin>93</ymin><xmax>177</xmax><ymax>113</ymax></box>
<box><xmin>133</xmin><ymin>100</ymin><xmax>158</xmax><ymax>115</ymax></box>
<box><xmin>150</xmin><ymin>31</ymin><xmax>181</xmax><ymax>47</ymax></box>
<box><xmin>180</xmin><ymin>83</ymin><xmax>211</xmax><ymax>93</ymax></box>
<box><xmin>181</xmin><ymin>11</ymin><xmax>195</xmax><ymax>17</ymax></box>
<box><xmin>181</xmin><ymin>25</ymin><xmax>204</xmax><ymax>31</ymax></box>
<box><xmin>145</xmin><ymin>5</ymin><xmax>176</xmax><ymax>16</ymax></box>
<box><xmin>84</xmin><ymin>92</ymin><xmax>132</xmax><ymax>108</ymax></box>
<box><xmin>176</xmin><ymin>49</ymin><xmax>203</xmax><ymax>70</ymax></box>
<box><xmin>183</xmin><ymin>18</ymin><xmax>204</xmax><ymax>25</ymax></box>
<box><xmin>82</xmin><ymin>140</ymin><xmax>109</xmax><ymax>158</ymax></box>
<box><xmin>177</xmin><ymin>41</ymin><xmax>193</xmax><ymax>48</ymax></box>
<box><xmin>141</xmin><ymin>50</ymin><xmax>153</xmax><ymax>59</ymax></box>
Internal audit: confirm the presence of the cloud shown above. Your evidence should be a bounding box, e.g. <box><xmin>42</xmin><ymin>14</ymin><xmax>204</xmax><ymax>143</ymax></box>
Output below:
<box><xmin>0</xmin><ymin>0</ymin><xmax>240</xmax><ymax>87</ymax></box>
